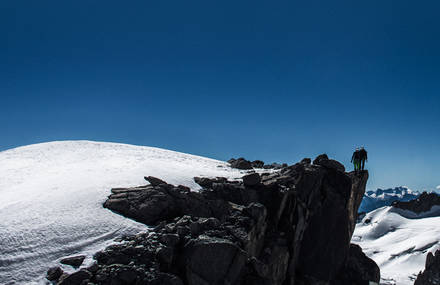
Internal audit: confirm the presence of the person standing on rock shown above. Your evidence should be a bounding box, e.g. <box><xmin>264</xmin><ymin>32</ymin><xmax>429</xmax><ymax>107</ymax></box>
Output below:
<box><xmin>359</xmin><ymin>147</ymin><xmax>368</xmax><ymax>171</ymax></box>
<box><xmin>351</xmin><ymin>148</ymin><xmax>360</xmax><ymax>172</ymax></box>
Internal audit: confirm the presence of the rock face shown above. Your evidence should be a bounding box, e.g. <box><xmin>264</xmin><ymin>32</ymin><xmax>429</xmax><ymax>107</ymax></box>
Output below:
<box><xmin>334</xmin><ymin>244</ymin><xmax>380</xmax><ymax>284</ymax></box>
<box><xmin>415</xmin><ymin>249</ymin><xmax>440</xmax><ymax>285</ymax></box>
<box><xmin>56</xmin><ymin>155</ymin><xmax>377</xmax><ymax>285</ymax></box>
<box><xmin>392</xmin><ymin>192</ymin><xmax>440</xmax><ymax>214</ymax></box>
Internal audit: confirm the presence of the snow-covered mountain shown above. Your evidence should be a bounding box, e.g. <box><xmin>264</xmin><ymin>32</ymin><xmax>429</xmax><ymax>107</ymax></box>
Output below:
<box><xmin>2</xmin><ymin>140</ymin><xmax>438</xmax><ymax>285</ymax></box>
<box><xmin>0</xmin><ymin>141</ymin><xmax>247</xmax><ymax>284</ymax></box>
<box><xmin>359</xmin><ymin>186</ymin><xmax>420</xmax><ymax>213</ymax></box>
<box><xmin>353</xmin><ymin>206</ymin><xmax>440</xmax><ymax>285</ymax></box>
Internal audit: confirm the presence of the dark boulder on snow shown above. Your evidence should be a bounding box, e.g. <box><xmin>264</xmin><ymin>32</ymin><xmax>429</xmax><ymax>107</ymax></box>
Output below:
<box><xmin>392</xmin><ymin>192</ymin><xmax>440</xmax><ymax>214</ymax></box>
<box><xmin>60</xmin><ymin>255</ymin><xmax>86</xmax><ymax>268</ymax></box>
<box><xmin>229</xmin><ymin>157</ymin><xmax>253</xmax><ymax>170</ymax></box>
<box><xmin>104</xmin><ymin>183</ymin><xmax>230</xmax><ymax>225</ymax></box>
<box><xmin>415</xmin><ymin>249</ymin><xmax>440</xmax><ymax>285</ymax></box>
<box><xmin>144</xmin><ymin>176</ymin><xmax>167</xmax><ymax>186</ymax></box>
<box><xmin>53</xmin><ymin>155</ymin><xmax>375</xmax><ymax>285</ymax></box>
<box><xmin>46</xmin><ymin>266</ymin><xmax>63</xmax><ymax>281</ymax></box>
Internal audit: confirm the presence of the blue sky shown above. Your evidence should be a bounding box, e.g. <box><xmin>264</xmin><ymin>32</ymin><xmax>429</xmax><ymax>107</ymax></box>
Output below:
<box><xmin>1</xmin><ymin>0</ymin><xmax>439</xmax><ymax>191</ymax></box>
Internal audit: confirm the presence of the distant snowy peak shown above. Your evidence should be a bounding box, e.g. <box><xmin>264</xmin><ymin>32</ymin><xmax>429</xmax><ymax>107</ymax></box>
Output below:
<box><xmin>366</xmin><ymin>186</ymin><xmax>418</xmax><ymax>199</ymax></box>
<box><xmin>359</xmin><ymin>186</ymin><xmax>420</xmax><ymax>213</ymax></box>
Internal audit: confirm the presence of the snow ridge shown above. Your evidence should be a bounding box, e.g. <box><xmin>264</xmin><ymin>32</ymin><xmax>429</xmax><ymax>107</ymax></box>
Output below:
<box><xmin>0</xmin><ymin>141</ymin><xmax>245</xmax><ymax>284</ymax></box>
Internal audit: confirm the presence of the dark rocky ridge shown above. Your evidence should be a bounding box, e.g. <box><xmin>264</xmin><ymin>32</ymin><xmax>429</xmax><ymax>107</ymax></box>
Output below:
<box><xmin>392</xmin><ymin>192</ymin><xmax>440</xmax><ymax>214</ymax></box>
<box><xmin>228</xmin><ymin>157</ymin><xmax>288</xmax><ymax>170</ymax></box>
<box><xmin>49</xmin><ymin>155</ymin><xmax>379</xmax><ymax>285</ymax></box>
<box><xmin>414</xmin><ymin>249</ymin><xmax>440</xmax><ymax>285</ymax></box>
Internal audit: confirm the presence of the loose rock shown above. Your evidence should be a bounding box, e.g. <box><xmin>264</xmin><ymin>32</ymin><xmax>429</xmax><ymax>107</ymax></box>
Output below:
<box><xmin>60</xmin><ymin>255</ymin><xmax>86</xmax><ymax>268</ymax></box>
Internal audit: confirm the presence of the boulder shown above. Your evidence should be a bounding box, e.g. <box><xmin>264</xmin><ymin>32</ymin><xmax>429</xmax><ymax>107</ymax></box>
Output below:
<box><xmin>242</xmin><ymin>173</ymin><xmax>261</xmax><ymax>186</ymax></box>
<box><xmin>60</xmin><ymin>255</ymin><xmax>86</xmax><ymax>268</ymax></box>
<box><xmin>46</xmin><ymin>266</ymin><xmax>63</xmax><ymax>281</ymax></box>
<box><xmin>313</xmin><ymin>154</ymin><xmax>345</xmax><ymax>172</ymax></box>
<box><xmin>194</xmin><ymin>177</ymin><xmax>213</xmax><ymax>188</ymax></box>
<box><xmin>313</xmin><ymin>153</ymin><xmax>329</xmax><ymax>164</ymax></box>
<box><xmin>227</xmin><ymin>158</ymin><xmax>237</xmax><ymax>164</ymax></box>
<box><xmin>144</xmin><ymin>176</ymin><xmax>167</xmax><ymax>186</ymax></box>
<box><xmin>251</xmin><ymin>160</ymin><xmax>265</xmax><ymax>168</ymax></box>
<box><xmin>230</xmin><ymin>158</ymin><xmax>253</xmax><ymax>170</ymax></box>
<box><xmin>58</xmin><ymin>269</ymin><xmax>92</xmax><ymax>285</ymax></box>
<box><xmin>184</xmin><ymin>236</ymin><xmax>247</xmax><ymax>285</ymax></box>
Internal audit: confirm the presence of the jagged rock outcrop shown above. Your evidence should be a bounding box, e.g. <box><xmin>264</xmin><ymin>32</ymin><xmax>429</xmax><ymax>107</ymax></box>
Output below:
<box><xmin>52</xmin><ymin>155</ymin><xmax>377</xmax><ymax>285</ymax></box>
<box><xmin>414</xmin><ymin>249</ymin><xmax>440</xmax><ymax>285</ymax></box>
<box><xmin>392</xmin><ymin>192</ymin><xmax>440</xmax><ymax>214</ymax></box>
<box><xmin>228</xmin><ymin>157</ymin><xmax>287</xmax><ymax>170</ymax></box>
<box><xmin>334</xmin><ymin>244</ymin><xmax>380</xmax><ymax>284</ymax></box>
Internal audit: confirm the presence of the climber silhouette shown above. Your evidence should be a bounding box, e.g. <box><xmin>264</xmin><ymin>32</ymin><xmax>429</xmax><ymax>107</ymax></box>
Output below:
<box><xmin>351</xmin><ymin>148</ymin><xmax>360</xmax><ymax>172</ymax></box>
<box><xmin>359</xmin><ymin>147</ymin><xmax>368</xmax><ymax>170</ymax></box>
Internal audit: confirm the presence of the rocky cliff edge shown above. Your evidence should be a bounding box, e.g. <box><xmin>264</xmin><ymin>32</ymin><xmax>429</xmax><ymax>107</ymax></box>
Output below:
<box><xmin>48</xmin><ymin>154</ymin><xmax>379</xmax><ymax>285</ymax></box>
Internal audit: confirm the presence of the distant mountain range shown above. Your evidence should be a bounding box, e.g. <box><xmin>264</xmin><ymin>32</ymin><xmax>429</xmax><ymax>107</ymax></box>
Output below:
<box><xmin>359</xmin><ymin>186</ymin><xmax>420</xmax><ymax>213</ymax></box>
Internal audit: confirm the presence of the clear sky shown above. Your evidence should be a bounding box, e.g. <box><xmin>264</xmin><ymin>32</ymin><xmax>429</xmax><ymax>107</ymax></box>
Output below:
<box><xmin>1</xmin><ymin>1</ymin><xmax>439</xmax><ymax>191</ymax></box>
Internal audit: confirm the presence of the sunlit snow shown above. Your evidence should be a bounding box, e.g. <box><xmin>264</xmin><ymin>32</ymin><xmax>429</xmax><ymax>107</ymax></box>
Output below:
<box><xmin>0</xmin><ymin>141</ymin><xmax>246</xmax><ymax>284</ymax></box>
<box><xmin>353</xmin><ymin>206</ymin><xmax>440</xmax><ymax>285</ymax></box>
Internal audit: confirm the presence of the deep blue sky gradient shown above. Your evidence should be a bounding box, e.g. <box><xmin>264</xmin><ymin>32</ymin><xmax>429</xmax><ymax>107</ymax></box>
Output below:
<box><xmin>1</xmin><ymin>0</ymin><xmax>439</xmax><ymax>191</ymax></box>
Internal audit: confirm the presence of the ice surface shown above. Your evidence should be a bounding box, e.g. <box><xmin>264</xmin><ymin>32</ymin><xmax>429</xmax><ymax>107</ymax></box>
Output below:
<box><xmin>0</xmin><ymin>141</ymin><xmax>246</xmax><ymax>284</ymax></box>
<box><xmin>353</xmin><ymin>206</ymin><xmax>440</xmax><ymax>285</ymax></box>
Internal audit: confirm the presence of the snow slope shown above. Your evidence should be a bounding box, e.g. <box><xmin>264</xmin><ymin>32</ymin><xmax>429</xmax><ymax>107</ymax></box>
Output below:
<box><xmin>353</xmin><ymin>206</ymin><xmax>440</xmax><ymax>285</ymax></box>
<box><xmin>359</xmin><ymin>187</ymin><xmax>420</xmax><ymax>213</ymax></box>
<box><xmin>0</xmin><ymin>141</ymin><xmax>247</xmax><ymax>284</ymax></box>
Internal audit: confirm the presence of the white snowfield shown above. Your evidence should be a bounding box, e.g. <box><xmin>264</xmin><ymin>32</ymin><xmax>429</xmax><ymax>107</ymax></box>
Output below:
<box><xmin>0</xmin><ymin>141</ymin><xmax>247</xmax><ymax>284</ymax></box>
<box><xmin>353</xmin><ymin>206</ymin><xmax>440</xmax><ymax>285</ymax></box>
